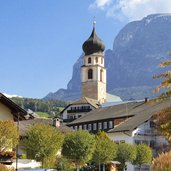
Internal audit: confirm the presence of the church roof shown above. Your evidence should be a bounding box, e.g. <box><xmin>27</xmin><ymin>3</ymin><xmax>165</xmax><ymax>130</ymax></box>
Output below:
<box><xmin>82</xmin><ymin>24</ymin><xmax>105</xmax><ymax>55</ymax></box>
<box><xmin>72</xmin><ymin>96</ymin><xmax>99</xmax><ymax>108</ymax></box>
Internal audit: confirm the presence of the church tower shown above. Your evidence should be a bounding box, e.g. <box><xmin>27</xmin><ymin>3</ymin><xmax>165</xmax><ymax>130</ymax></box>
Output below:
<box><xmin>81</xmin><ymin>22</ymin><xmax>106</xmax><ymax>103</ymax></box>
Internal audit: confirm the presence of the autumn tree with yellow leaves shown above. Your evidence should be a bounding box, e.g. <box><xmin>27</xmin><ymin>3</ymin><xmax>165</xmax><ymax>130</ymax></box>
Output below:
<box><xmin>153</xmin><ymin>56</ymin><xmax>171</xmax><ymax>99</ymax></box>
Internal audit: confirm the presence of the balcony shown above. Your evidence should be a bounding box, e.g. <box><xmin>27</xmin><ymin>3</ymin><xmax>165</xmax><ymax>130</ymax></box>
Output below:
<box><xmin>67</xmin><ymin>109</ymin><xmax>92</xmax><ymax>113</ymax></box>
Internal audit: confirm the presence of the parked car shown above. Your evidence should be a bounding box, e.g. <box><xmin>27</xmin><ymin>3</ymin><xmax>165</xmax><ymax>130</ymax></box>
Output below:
<box><xmin>19</xmin><ymin>169</ymin><xmax>57</xmax><ymax>171</ymax></box>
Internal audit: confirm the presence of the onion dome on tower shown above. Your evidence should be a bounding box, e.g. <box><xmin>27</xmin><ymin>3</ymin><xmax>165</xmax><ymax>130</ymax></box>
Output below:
<box><xmin>82</xmin><ymin>21</ymin><xmax>105</xmax><ymax>55</ymax></box>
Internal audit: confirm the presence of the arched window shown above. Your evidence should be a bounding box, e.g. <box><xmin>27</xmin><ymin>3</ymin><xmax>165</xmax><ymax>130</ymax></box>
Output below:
<box><xmin>101</xmin><ymin>58</ymin><xmax>103</xmax><ymax>64</ymax></box>
<box><xmin>88</xmin><ymin>57</ymin><xmax>91</xmax><ymax>64</ymax></box>
<box><xmin>96</xmin><ymin>57</ymin><xmax>98</xmax><ymax>63</ymax></box>
<box><xmin>88</xmin><ymin>69</ymin><xmax>93</xmax><ymax>79</ymax></box>
<box><xmin>100</xmin><ymin>69</ymin><xmax>103</xmax><ymax>82</ymax></box>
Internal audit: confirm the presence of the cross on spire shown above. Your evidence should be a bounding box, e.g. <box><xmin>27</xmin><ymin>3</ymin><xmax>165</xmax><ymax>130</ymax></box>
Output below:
<box><xmin>93</xmin><ymin>16</ymin><xmax>96</xmax><ymax>28</ymax></box>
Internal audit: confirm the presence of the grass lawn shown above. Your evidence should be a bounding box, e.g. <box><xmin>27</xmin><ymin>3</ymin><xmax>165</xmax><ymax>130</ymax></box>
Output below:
<box><xmin>36</xmin><ymin>112</ymin><xmax>49</xmax><ymax>118</ymax></box>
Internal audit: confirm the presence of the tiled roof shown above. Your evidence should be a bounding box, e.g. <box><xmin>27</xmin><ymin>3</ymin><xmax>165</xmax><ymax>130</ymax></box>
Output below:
<box><xmin>61</xmin><ymin>96</ymin><xmax>99</xmax><ymax>114</ymax></box>
<box><xmin>67</xmin><ymin>99</ymin><xmax>171</xmax><ymax>131</ymax></box>
<box><xmin>72</xmin><ymin>96</ymin><xmax>99</xmax><ymax>108</ymax></box>
<box><xmin>108</xmin><ymin>99</ymin><xmax>171</xmax><ymax>133</ymax></box>
<box><xmin>18</xmin><ymin>118</ymin><xmax>73</xmax><ymax>136</ymax></box>
<box><xmin>0</xmin><ymin>93</ymin><xmax>27</xmax><ymax>121</ymax></box>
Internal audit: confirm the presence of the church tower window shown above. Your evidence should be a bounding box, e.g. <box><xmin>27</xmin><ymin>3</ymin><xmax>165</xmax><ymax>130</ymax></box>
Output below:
<box><xmin>95</xmin><ymin>57</ymin><xmax>98</xmax><ymax>63</ymax></box>
<box><xmin>88</xmin><ymin>57</ymin><xmax>91</xmax><ymax>64</ymax></box>
<box><xmin>88</xmin><ymin>69</ymin><xmax>93</xmax><ymax>79</ymax></box>
<box><xmin>101</xmin><ymin>58</ymin><xmax>103</xmax><ymax>64</ymax></box>
<box><xmin>100</xmin><ymin>69</ymin><xmax>103</xmax><ymax>82</ymax></box>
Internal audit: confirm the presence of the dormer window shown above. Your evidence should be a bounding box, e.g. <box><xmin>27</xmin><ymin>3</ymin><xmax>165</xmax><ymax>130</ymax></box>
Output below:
<box><xmin>88</xmin><ymin>57</ymin><xmax>91</xmax><ymax>64</ymax></box>
<box><xmin>88</xmin><ymin>69</ymin><xmax>93</xmax><ymax>79</ymax></box>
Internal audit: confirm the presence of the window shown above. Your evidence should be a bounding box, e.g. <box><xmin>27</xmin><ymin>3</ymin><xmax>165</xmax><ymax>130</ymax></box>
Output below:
<box><xmin>88</xmin><ymin>124</ymin><xmax>92</xmax><ymax>131</ymax></box>
<box><xmin>83</xmin><ymin>124</ymin><xmax>87</xmax><ymax>130</ymax></box>
<box><xmin>88</xmin><ymin>57</ymin><xmax>91</xmax><ymax>63</ymax></box>
<box><xmin>79</xmin><ymin>125</ymin><xmax>82</xmax><ymax>130</ymax></box>
<box><xmin>88</xmin><ymin>69</ymin><xmax>93</xmax><ymax>79</ymax></box>
<box><xmin>74</xmin><ymin>126</ymin><xmax>77</xmax><ymax>130</ymax></box>
<box><xmin>95</xmin><ymin>57</ymin><xmax>98</xmax><ymax>63</ymax></box>
<box><xmin>100</xmin><ymin>69</ymin><xmax>103</xmax><ymax>82</ymax></box>
<box><xmin>101</xmin><ymin>58</ymin><xmax>103</xmax><ymax>64</ymax></box>
<box><xmin>109</xmin><ymin>121</ymin><xmax>113</xmax><ymax>128</ymax></box>
<box><xmin>93</xmin><ymin>123</ymin><xmax>97</xmax><ymax>130</ymax></box>
<box><xmin>98</xmin><ymin>122</ymin><xmax>102</xmax><ymax>130</ymax></box>
<box><xmin>120</xmin><ymin>140</ymin><xmax>125</xmax><ymax>143</ymax></box>
<box><xmin>135</xmin><ymin>140</ymin><xmax>141</xmax><ymax>144</ymax></box>
<box><xmin>103</xmin><ymin>122</ymin><xmax>107</xmax><ymax>129</ymax></box>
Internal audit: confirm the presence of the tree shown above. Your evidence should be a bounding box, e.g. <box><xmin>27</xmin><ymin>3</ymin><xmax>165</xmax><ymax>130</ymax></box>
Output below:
<box><xmin>153</xmin><ymin>55</ymin><xmax>171</xmax><ymax>100</ymax></box>
<box><xmin>151</xmin><ymin>151</ymin><xmax>171</xmax><ymax>171</ymax></box>
<box><xmin>116</xmin><ymin>143</ymin><xmax>136</xmax><ymax>171</ymax></box>
<box><xmin>0</xmin><ymin>120</ymin><xmax>19</xmax><ymax>152</ymax></box>
<box><xmin>92</xmin><ymin>131</ymin><xmax>118</xmax><ymax>171</ymax></box>
<box><xmin>153</xmin><ymin>56</ymin><xmax>171</xmax><ymax>141</ymax></box>
<box><xmin>62</xmin><ymin>130</ymin><xmax>95</xmax><ymax>171</ymax></box>
<box><xmin>22</xmin><ymin>123</ymin><xmax>64</xmax><ymax>168</ymax></box>
<box><xmin>133</xmin><ymin>144</ymin><xmax>152</xmax><ymax>171</ymax></box>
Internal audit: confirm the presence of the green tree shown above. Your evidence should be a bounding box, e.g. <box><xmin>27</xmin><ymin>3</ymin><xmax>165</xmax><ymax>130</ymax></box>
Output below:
<box><xmin>133</xmin><ymin>144</ymin><xmax>152</xmax><ymax>171</ymax></box>
<box><xmin>116</xmin><ymin>143</ymin><xmax>136</xmax><ymax>171</ymax></box>
<box><xmin>0</xmin><ymin>120</ymin><xmax>19</xmax><ymax>152</ymax></box>
<box><xmin>92</xmin><ymin>131</ymin><xmax>117</xmax><ymax>171</ymax></box>
<box><xmin>62</xmin><ymin>130</ymin><xmax>95</xmax><ymax>171</ymax></box>
<box><xmin>23</xmin><ymin>124</ymin><xmax>64</xmax><ymax>168</ymax></box>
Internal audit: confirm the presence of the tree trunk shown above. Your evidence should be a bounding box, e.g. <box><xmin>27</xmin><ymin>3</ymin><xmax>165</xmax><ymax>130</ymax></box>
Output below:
<box><xmin>99</xmin><ymin>162</ymin><xmax>101</xmax><ymax>171</ymax></box>
<box><xmin>103</xmin><ymin>163</ymin><xmax>105</xmax><ymax>171</ymax></box>
<box><xmin>76</xmin><ymin>162</ymin><xmax>80</xmax><ymax>171</ymax></box>
<box><xmin>42</xmin><ymin>158</ymin><xmax>44</xmax><ymax>169</ymax></box>
<box><xmin>139</xmin><ymin>164</ymin><xmax>142</xmax><ymax>171</ymax></box>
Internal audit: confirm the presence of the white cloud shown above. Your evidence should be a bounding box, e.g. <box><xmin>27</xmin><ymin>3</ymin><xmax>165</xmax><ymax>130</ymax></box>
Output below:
<box><xmin>89</xmin><ymin>0</ymin><xmax>112</xmax><ymax>10</ymax></box>
<box><xmin>89</xmin><ymin>0</ymin><xmax>171</xmax><ymax>21</ymax></box>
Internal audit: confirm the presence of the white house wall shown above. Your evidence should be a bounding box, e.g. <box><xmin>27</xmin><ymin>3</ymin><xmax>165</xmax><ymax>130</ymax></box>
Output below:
<box><xmin>63</xmin><ymin>104</ymin><xmax>94</xmax><ymax>120</ymax></box>
<box><xmin>0</xmin><ymin>102</ymin><xmax>13</xmax><ymax>120</ymax></box>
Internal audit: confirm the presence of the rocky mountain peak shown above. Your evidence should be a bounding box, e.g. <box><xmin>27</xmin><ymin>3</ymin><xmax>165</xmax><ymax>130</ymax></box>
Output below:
<box><xmin>44</xmin><ymin>14</ymin><xmax>171</xmax><ymax>101</ymax></box>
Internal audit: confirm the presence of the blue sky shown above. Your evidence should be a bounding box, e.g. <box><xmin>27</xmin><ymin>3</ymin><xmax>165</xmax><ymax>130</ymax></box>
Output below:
<box><xmin>1</xmin><ymin>0</ymin><xmax>171</xmax><ymax>98</ymax></box>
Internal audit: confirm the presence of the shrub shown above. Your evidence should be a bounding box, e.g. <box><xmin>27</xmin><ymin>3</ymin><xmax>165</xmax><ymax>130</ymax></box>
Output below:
<box><xmin>0</xmin><ymin>164</ymin><xmax>8</xmax><ymax>171</ymax></box>
<box><xmin>151</xmin><ymin>150</ymin><xmax>171</xmax><ymax>171</ymax></box>
<box><xmin>20</xmin><ymin>153</ymin><xmax>27</xmax><ymax>159</ymax></box>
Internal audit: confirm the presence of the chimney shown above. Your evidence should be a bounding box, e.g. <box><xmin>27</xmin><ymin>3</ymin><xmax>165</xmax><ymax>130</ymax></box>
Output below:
<box><xmin>52</xmin><ymin>118</ymin><xmax>60</xmax><ymax>128</ymax></box>
<box><xmin>145</xmin><ymin>97</ymin><xmax>148</xmax><ymax>103</ymax></box>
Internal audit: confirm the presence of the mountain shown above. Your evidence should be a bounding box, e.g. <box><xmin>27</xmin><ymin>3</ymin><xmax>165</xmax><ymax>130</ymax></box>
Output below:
<box><xmin>44</xmin><ymin>14</ymin><xmax>171</xmax><ymax>101</ymax></box>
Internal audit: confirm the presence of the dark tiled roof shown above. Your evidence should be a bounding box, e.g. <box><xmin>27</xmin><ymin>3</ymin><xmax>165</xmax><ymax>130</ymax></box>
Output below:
<box><xmin>67</xmin><ymin>99</ymin><xmax>171</xmax><ymax>129</ymax></box>
<box><xmin>67</xmin><ymin>101</ymin><xmax>143</xmax><ymax>125</ymax></box>
<box><xmin>72</xmin><ymin>97</ymin><xmax>99</xmax><ymax>108</ymax></box>
<box><xmin>0</xmin><ymin>93</ymin><xmax>27</xmax><ymax>121</ymax></box>
<box><xmin>18</xmin><ymin>118</ymin><xmax>73</xmax><ymax>136</ymax></box>
<box><xmin>108</xmin><ymin>99</ymin><xmax>171</xmax><ymax>133</ymax></box>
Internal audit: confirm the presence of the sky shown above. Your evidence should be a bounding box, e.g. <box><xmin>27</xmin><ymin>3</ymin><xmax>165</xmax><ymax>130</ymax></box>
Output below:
<box><xmin>1</xmin><ymin>0</ymin><xmax>171</xmax><ymax>99</ymax></box>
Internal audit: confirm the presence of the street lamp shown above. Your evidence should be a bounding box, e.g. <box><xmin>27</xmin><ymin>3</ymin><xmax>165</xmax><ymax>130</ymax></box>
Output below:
<box><xmin>16</xmin><ymin>112</ymin><xmax>20</xmax><ymax>171</ymax></box>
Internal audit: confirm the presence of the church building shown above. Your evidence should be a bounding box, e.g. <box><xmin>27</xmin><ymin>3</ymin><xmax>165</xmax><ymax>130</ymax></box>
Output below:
<box><xmin>61</xmin><ymin>22</ymin><xmax>121</xmax><ymax>122</ymax></box>
<box><xmin>82</xmin><ymin>21</ymin><xmax>106</xmax><ymax>103</ymax></box>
